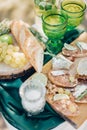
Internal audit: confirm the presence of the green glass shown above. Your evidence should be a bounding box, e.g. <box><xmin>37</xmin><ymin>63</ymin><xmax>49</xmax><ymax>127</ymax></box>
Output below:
<box><xmin>34</xmin><ymin>0</ymin><xmax>57</xmax><ymax>16</ymax></box>
<box><xmin>42</xmin><ymin>10</ymin><xmax>67</xmax><ymax>40</ymax></box>
<box><xmin>60</xmin><ymin>0</ymin><xmax>86</xmax><ymax>31</ymax></box>
<box><xmin>42</xmin><ymin>10</ymin><xmax>67</xmax><ymax>54</ymax></box>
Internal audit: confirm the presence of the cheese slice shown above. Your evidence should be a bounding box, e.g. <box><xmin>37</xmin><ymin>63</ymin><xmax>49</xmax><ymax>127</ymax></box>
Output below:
<box><xmin>77</xmin><ymin>58</ymin><xmax>87</xmax><ymax>75</ymax></box>
<box><xmin>51</xmin><ymin>70</ymin><xmax>65</xmax><ymax>76</ymax></box>
<box><xmin>53</xmin><ymin>94</ymin><xmax>69</xmax><ymax>101</ymax></box>
<box><xmin>52</xmin><ymin>54</ymin><xmax>73</xmax><ymax>70</ymax></box>
<box><xmin>76</xmin><ymin>42</ymin><xmax>87</xmax><ymax>50</ymax></box>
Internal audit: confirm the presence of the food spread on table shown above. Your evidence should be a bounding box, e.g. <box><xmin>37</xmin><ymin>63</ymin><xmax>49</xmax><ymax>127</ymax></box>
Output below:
<box><xmin>19</xmin><ymin>32</ymin><xmax>87</xmax><ymax>128</ymax></box>
<box><xmin>46</xmin><ymin>39</ymin><xmax>87</xmax><ymax>116</ymax></box>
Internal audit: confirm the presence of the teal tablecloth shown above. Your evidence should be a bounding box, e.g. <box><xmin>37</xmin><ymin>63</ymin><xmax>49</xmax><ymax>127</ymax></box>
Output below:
<box><xmin>0</xmin><ymin>29</ymin><xmax>84</xmax><ymax>130</ymax></box>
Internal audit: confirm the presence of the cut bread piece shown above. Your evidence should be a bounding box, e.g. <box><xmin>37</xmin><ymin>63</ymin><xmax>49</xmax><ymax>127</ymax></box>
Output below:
<box><xmin>48</xmin><ymin>70</ymin><xmax>78</xmax><ymax>88</ymax></box>
<box><xmin>47</xmin><ymin>98</ymin><xmax>80</xmax><ymax>117</ymax></box>
<box><xmin>77</xmin><ymin>57</ymin><xmax>87</xmax><ymax>80</ymax></box>
<box><xmin>11</xmin><ymin>20</ymin><xmax>44</xmax><ymax>72</ymax></box>
<box><xmin>62</xmin><ymin>42</ymin><xmax>87</xmax><ymax>58</ymax></box>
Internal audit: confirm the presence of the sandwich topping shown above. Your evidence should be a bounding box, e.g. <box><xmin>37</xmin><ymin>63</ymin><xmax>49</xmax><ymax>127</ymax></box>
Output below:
<box><xmin>51</xmin><ymin>70</ymin><xmax>66</xmax><ymax>76</ymax></box>
<box><xmin>62</xmin><ymin>42</ymin><xmax>87</xmax><ymax>57</ymax></box>
<box><xmin>46</xmin><ymin>81</ymin><xmax>79</xmax><ymax>116</ymax></box>
<box><xmin>52</xmin><ymin>54</ymin><xmax>73</xmax><ymax>70</ymax></box>
<box><xmin>64</xmin><ymin>43</ymin><xmax>77</xmax><ymax>51</ymax></box>
<box><xmin>73</xmin><ymin>84</ymin><xmax>87</xmax><ymax>101</ymax></box>
<box><xmin>76</xmin><ymin>42</ymin><xmax>87</xmax><ymax>51</ymax></box>
<box><xmin>77</xmin><ymin>57</ymin><xmax>87</xmax><ymax>76</ymax></box>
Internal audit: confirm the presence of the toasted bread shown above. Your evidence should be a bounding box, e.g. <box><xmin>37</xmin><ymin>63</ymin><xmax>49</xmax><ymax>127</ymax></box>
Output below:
<box><xmin>62</xmin><ymin>42</ymin><xmax>87</xmax><ymax>58</ymax></box>
<box><xmin>48</xmin><ymin>70</ymin><xmax>78</xmax><ymax>88</ymax></box>
<box><xmin>48</xmin><ymin>98</ymin><xmax>79</xmax><ymax>117</ymax></box>
<box><xmin>52</xmin><ymin>54</ymin><xmax>73</xmax><ymax>70</ymax></box>
<box><xmin>11</xmin><ymin>20</ymin><xmax>44</xmax><ymax>72</ymax></box>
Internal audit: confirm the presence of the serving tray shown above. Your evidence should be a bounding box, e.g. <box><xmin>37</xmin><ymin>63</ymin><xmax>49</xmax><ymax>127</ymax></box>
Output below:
<box><xmin>42</xmin><ymin>32</ymin><xmax>87</xmax><ymax>128</ymax></box>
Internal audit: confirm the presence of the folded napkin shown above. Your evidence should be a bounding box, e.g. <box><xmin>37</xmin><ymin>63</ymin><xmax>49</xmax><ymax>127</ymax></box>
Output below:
<box><xmin>0</xmin><ymin>29</ymin><xmax>84</xmax><ymax>130</ymax></box>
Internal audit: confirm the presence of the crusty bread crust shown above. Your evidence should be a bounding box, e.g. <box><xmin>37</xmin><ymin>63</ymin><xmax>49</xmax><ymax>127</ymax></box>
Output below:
<box><xmin>11</xmin><ymin>20</ymin><xmax>44</xmax><ymax>72</ymax></box>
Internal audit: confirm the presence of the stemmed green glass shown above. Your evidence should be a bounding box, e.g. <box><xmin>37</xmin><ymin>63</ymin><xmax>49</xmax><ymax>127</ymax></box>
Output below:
<box><xmin>59</xmin><ymin>0</ymin><xmax>86</xmax><ymax>31</ymax></box>
<box><xmin>42</xmin><ymin>9</ymin><xmax>68</xmax><ymax>54</ymax></box>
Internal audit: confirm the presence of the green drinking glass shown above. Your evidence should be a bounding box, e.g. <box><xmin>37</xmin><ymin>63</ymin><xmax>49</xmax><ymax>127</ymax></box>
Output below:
<box><xmin>60</xmin><ymin>0</ymin><xmax>86</xmax><ymax>31</ymax></box>
<box><xmin>34</xmin><ymin>0</ymin><xmax>57</xmax><ymax>17</ymax></box>
<box><xmin>42</xmin><ymin>9</ymin><xmax>67</xmax><ymax>54</ymax></box>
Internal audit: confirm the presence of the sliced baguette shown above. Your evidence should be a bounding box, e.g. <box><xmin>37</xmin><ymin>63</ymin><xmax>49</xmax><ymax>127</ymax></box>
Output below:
<box><xmin>11</xmin><ymin>20</ymin><xmax>44</xmax><ymax>72</ymax></box>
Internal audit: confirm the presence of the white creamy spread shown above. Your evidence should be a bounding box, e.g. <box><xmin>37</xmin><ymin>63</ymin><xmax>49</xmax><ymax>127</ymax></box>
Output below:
<box><xmin>77</xmin><ymin>58</ymin><xmax>87</xmax><ymax>75</ymax></box>
<box><xmin>51</xmin><ymin>70</ymin><xmax>65</xmax><ymax>76</ymax></box>
<box><xmin>64</xmin><ymin>43</ymin><xmax>77</xmax><ymax>50</ymax></box>
<box><xmin>52</xmin><ymin>54</ymin><xmax>73</xmax><ymax>70</ymax></box>
<box><xmin>76</xmin><ymin>42</ymin><xmax>87</xmax><ymax>50</ymax></box>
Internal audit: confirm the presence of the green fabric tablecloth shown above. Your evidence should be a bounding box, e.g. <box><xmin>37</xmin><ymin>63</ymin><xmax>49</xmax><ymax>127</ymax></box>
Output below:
<box><xmin>0</xmin><ymin>79</ymin><xmax>64</xmax><ymax>130</ymax></box>
<box><xmin>0</xmin><ymin>29</ymin><xmax>84</xmax><ymax>130</ymax></box>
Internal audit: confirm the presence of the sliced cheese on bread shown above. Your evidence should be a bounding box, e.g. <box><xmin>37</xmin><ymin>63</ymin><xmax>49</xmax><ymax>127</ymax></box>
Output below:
<box><xmin>52</xmin><ymin>54</ymin><xmax>73</xmax><ymax>70</ymax></box>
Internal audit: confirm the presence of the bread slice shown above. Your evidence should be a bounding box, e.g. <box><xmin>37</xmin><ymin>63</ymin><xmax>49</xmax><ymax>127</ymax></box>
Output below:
<box><xmin>11</xmin><ymin>20</ymin><xmax>44</xmax><ymax>72</ymax></box>
<box><xmin>77</xmin><ymin>57</ymin><xmax>87</xmax><ymax>80</ymax></box>
<box><xmin>62</xmin><ymin>42</ymin><xmax>87</xmax><ymax>58</ymax></box>
<box><xmin>48</xmin><ymin>70</ymin><xmax>78</xmax><ymax>88</ymax></box>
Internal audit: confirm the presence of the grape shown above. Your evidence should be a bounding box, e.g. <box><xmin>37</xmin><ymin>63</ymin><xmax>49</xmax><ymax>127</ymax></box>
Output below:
<box><xmin>13</xmin><ymin>46</ymin><xmax>20</xmax><ymax>52</ymax></box>
<box><xmin>0</xmin><ymin>43</ymin><xmax>28</xmax><ymax>68</ymax></box>
<box><xmin>0</xmin><ymin>34</ymin><xmax>13</xmax><ymax>44</ymax></box>
<box><xmin>4</xmin><ymin>55</ymin><xmax>12</xmax><ymax>64</ymax></box>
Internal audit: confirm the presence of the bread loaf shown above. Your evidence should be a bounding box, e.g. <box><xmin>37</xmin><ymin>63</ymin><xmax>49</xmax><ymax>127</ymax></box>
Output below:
<box><xmin>11</xmin><ymin>20</ymin><xmax>44</xmax><ymax>72</ymax></box>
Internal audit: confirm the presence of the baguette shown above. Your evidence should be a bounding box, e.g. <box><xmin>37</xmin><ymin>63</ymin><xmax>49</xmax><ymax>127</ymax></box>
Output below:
<box><xmin>11</xmin><ymin>20</ymin><xmax>44</xmax><ymax>72</ymax></box>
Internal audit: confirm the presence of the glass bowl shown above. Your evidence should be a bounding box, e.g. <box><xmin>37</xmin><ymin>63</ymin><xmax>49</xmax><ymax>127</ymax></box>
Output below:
<box><xmin>19</xmin><ymin>78</ymin><xmax>46</xmax><ymax>116</ymax></box>
<box><xmin>60</xmin><ymin>0</ymin><xmax>86</xmax><ymax>30</ymax></box>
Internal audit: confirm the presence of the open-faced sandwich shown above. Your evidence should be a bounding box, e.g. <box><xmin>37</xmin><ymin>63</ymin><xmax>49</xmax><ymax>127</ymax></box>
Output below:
<box><xmin>46</xmin><ymin>81</ymin><xmax>79</xmax><ymax>117</ymax></box>
<box><xmin>62</xmin><ymin>42</ymin><xmax>87</xmax><ymax>58</ymax></box>
<box><xmin>72</xmin><ymin>83</ymin><xmax>87</xmax><ymax>103</ymax></box>
<box><xmin>48</xmin><ymin>55</ymin><xmax>78</xmax><ymax>88</ymax></box>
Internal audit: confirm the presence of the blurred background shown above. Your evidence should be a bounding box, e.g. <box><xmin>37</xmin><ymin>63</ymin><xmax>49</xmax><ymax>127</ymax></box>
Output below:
<box><xmin>0</xmin><ymin>0</ymin><xmax>87</xmax><ymax>130</ymax></box>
